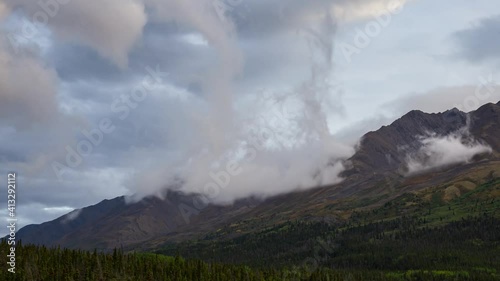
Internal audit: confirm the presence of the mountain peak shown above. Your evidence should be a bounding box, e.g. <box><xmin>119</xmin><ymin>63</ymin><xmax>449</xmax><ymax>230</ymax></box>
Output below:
<box><xmin>474</xmin><ymin>102</ymin><xmax>500</xmax><ymax>114</ymax></box>
<box><xmin>400</xmin><ymin>109</ymin><xmax>425</xmax><ymax>119</ymax></box>
<box><xmin>14</xmin><ymin>101</ymin><xmax>500</xmax><ymax>251</ymax></box>
<box><xmin>444</xmin><ymin>107</ymin><xmax>462</xmax><ymax>113</ymax></box>
<box><xmin>345</xmin><ymin>106</ymin><xmax>470</xmax><ymax>174</ymax></box>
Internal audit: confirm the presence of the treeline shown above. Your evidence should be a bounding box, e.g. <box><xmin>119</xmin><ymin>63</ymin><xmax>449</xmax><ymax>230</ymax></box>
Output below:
<box><xmin>157</xmin><ymin>215</ymin><xmax>500</xmax><ymax>280</ymax></box>
<box><xmin>2</xmin><ymin>238</ymin><xmax>498</xmax><ymax>280</ymax></box>
<box><xmin>1</xmin><ymin>240</ymin><xmax>485</xmax><ymax>281</ymax></box>
<box><xmin>1</xmin><ymin>179</ymin><xmax>498</xmax><ymax>280</ymax></box>
<box><xmin>1</xmin><ymin>215</ymin><xmax>499</xmax><ymax>280</ymax></box>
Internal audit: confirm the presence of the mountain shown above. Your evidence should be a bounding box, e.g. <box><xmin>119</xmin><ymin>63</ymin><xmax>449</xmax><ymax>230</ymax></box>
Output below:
<box><xmin>470</xmin><ymin>102</ymin><xmax>500</xmax><ymax>153</ymax></box>
<box><xmin>15</xmin><ymin>102</ymin><xmax>500</xmax><ymax>251</ymax></box>
<box><xmin>344</xmin><ymin>108</ymin><xmax>466</xmax><ymax>174</ymax></box>
<box><xmin>16</xmin><ymin>191</ymin><xmax>262</xmax><ymax>250</ymax></box>
<box><xmin>345</xmin><ymin>102</ymin><xmax>500</xmax><ymax>175</ymax></box>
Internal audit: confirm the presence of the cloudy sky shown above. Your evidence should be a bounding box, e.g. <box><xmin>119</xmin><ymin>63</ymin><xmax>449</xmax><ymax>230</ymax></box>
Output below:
<box><xmin>1</xmin><ymin>0</ymin><xmax>500</xmax><ymax>235</ymax></box>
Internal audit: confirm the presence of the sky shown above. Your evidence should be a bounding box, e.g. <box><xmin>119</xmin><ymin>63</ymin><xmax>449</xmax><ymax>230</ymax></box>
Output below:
<box><xmin>1</xmin><ymin>0</ymin><xmax>500</xmax><ymax>235</ymax></box>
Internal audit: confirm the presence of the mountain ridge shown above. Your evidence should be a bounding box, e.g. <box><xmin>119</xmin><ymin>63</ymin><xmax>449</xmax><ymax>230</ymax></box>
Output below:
<box><xmin>15</xmin><ymin>101</ymin><xmax>500</xmax><ymax>250</ymax></box>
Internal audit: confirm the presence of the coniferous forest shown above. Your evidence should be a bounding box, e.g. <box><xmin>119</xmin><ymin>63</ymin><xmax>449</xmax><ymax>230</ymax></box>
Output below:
<box><xmin>3</xmin><ymin>179</ymin><xmax>500</xmax><ymax>280</ymax></box>
<box><xmin>2</xmin><ymin>214</ymin><xmax>499</xmax><ymax>280</ymax></box>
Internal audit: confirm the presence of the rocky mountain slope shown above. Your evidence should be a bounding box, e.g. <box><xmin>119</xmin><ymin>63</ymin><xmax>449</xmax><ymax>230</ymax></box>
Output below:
<box><xmin>15</xmin><ymin>102</ymin><xmax>500</xmax><ymax>250</ymax></box>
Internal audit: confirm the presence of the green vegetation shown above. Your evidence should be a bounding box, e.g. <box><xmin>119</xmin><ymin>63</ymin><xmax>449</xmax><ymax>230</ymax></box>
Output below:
<box><xmin>152</xmin><ymin>179</ymin><xmax>500</xmax><ymax>280</ymax></box>
<box><xmin>1</xmin><ymin>180</ymin><xmax>498</xmax><ymax>280</ymax></box>
<box><xmin>156</xmin><ymin>216</ymin><xmax>500</xmax><ymax>279</ymax></box>
<box><xmin>351</xmin><ymin>179</ymin><xmax>500</xmax><ymax>227</ymax></box>
<box><xmin>1</xmin><ymin>230</ymin><xmax>499</xmax><ymax>281</ymax></box>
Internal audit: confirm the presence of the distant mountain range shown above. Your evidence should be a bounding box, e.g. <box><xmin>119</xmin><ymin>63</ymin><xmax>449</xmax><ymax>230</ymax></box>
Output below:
<box><xmin>16</xmin><ymin>101</ymin><xmax>500</xmax><ymax>251</ymax></box>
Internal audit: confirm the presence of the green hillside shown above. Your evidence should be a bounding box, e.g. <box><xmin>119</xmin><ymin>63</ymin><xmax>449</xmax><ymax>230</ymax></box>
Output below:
<box><xmin>2</xmin><ymin>226</ymin><xmax>499</xmax><ymax>281</ymax></box>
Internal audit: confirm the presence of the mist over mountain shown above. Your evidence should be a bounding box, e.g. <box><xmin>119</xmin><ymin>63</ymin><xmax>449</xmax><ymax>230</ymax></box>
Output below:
<box><xmin>346</xmin><ymin>103</ymin><xmax>500</xmax><ymax>176</ymax></box>
<box><xmin>15</xmin><ymin>101</ymin><xmax>500</xmax><ymax>250</ymax></box>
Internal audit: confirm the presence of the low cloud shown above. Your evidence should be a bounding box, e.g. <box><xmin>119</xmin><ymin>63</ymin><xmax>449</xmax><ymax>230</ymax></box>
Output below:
<box><xmin>405</xmin><ymin>129</ymin><xmax>492</xmax><ymax>174</ymax></box>
<box><xmin>126</xmin><ymin>8</ymin><xmax>356</xmax><ymax>203</ymax></box>
<box><xmin>62</xmin><ymin>208</ymin><xmax>82</xmax><ymax>224</ymax></box>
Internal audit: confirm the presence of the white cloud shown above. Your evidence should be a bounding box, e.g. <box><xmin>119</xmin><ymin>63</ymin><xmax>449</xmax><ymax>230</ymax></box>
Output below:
<box><xmin>406</xmin><ymin>131</ymin><xmax>492</xmax><ymax>174</ymax></box>
<box><xmin>332</xmin><ymin>0</ymin><xmax>409</xmax><ymax>22</ymax></box>
<box><xmin>62</xmin><ymin>208</ymin><xmax>82</xmax><ymax>223</ymax></box>
<box><xmin>122</xmin><ymin>4</ymin><xmax>356</xmax><ymax>203</ymax></box>
<box><xmin>43</xmin><ymin>206</ymin><xmax>74</xmax><ymax>214</ymax></box>
<box><xmin>180</xmin><ymin>33</ymin><xmax>209</xmax><ymax>46</ymax></box>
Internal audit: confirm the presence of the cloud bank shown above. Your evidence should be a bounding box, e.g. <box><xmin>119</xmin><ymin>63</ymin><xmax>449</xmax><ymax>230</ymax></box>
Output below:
<box><xmin>405</xmin><ymin>129</ymin><xmax>492</xmax><ymax>174</ymax></box>
<box><xmin>127</xmin><ymin>4</ymin><xmax>355</xmax><ymax>202</ymax></box>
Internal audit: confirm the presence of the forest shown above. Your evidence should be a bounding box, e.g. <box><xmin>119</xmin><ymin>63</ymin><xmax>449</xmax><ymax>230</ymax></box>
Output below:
<box><xmin>2</xmin><ymin>179</ymin><xmax>500</xmax><ymax>280</ymax></box>
<box><xmin>1</xmin><ymin>214</ymin><xmax>499</xmax><ymax>280</ymax></box>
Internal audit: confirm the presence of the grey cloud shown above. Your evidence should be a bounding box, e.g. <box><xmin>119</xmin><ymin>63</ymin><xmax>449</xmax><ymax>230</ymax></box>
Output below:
<box><xmin>453</xmin><ymin>14</ymin><xmax>500</xmax><ymax>63</ymax></box>
<box><xmin>129</xmin><ymin>22</ymin><xmax>216</xmax><ymax>91</ymax></box>
<box><xmin>230</xmin><ymin>0</ymin><xmax>398</xmax><ymax>38</ymax></box>
<box><xmin>337</xmin><ymin>83</ymin><xmax>500</xmax><ymax>145</ymax></box>
<box><xmin>5</xmin><ymin>0</ymin><xmax>147</xmax><ymax>67</ymax></box>
<box><xmin>334</xmin><ymin>114</ymin><xmax>395</xmax><ymax>144</ymax></box>
<box><xmin>1</xmin><ymin>0</ymin><xmax>475</xmax><ymax>230</ymax></box>
<box><xmin>48</xmin><ymin>22</ymin><xmax>214</xmax><ymax>94</ymax></box>
<box><xmin>36</xmin><ymin>0</ymin><xmax>400</xmax><ymax>90</ymax></box>
<box><xmin>47</xmin><ymin>44</ymin><xmax>123</xmax><ymax>83</ymax></box>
